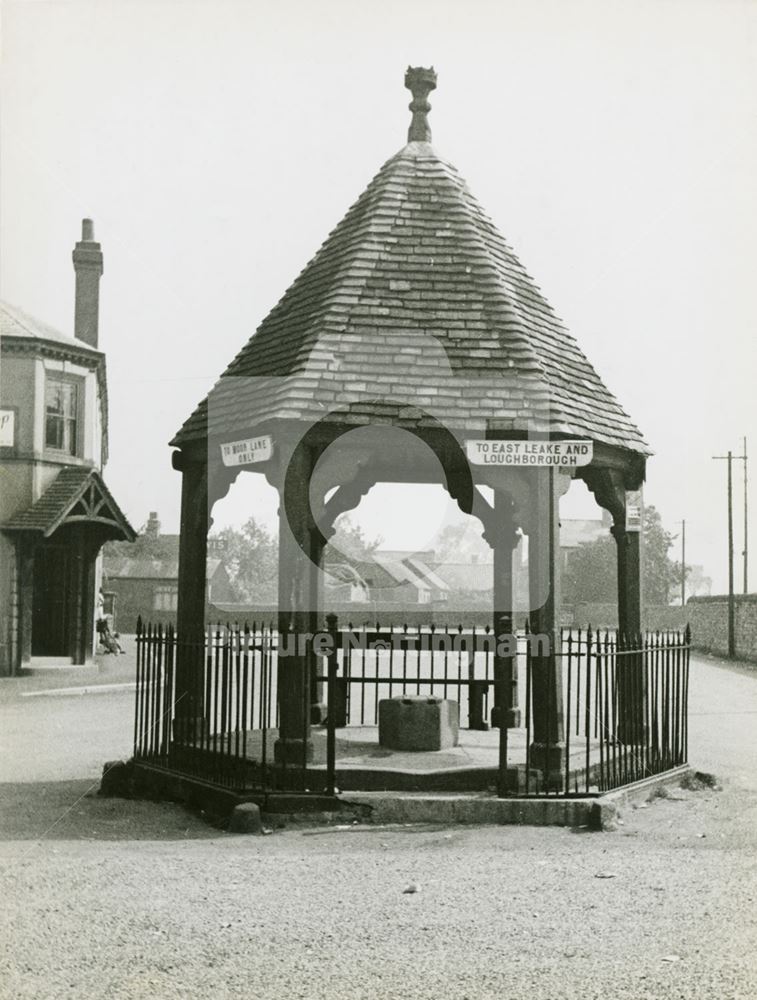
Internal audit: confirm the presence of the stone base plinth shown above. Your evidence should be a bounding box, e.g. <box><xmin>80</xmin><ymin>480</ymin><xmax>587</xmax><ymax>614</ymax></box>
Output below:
<box><xmin>528</xmin><ymin>741</ymin><xmax>566</xmax><ymax>774</ymax></box>
<box><xmin>273</xmin><ymin>737</ymin><xmax>314</xmax><ymax>765</ymax></box>
<box><xmin>378</xmin><ymin>696</ymin><xmax>459</xmax><ymax>752</ymax></box>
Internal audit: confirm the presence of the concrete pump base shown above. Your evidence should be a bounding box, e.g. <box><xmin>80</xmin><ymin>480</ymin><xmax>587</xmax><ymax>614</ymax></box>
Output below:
<box><xmin>341</xmin><ymin>765</ymin><xmax>693</xmax><ymax>830</ymax></box>
<box><xmin>126</xmin><ymin>760</ymin><xmax>693</xmax><ymax>831</ymax></box>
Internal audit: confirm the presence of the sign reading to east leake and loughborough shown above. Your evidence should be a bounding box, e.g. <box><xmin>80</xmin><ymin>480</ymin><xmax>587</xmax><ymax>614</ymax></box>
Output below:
<box><xmin>466</xmin><ymin>439</ymin><xmax>593</xmax><ymax>467</ymax></box>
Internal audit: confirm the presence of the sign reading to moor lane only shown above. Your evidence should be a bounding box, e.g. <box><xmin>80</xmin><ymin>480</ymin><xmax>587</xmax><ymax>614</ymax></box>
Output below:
<box><xmin>220</xmin><ymin>434</ymin><xmax>273</xmax><ymax>467</ymax></box>
<box><xmin>466</xmin><ymin>439</ymin><xmax>593</xmax><ymax>467</ymax></box>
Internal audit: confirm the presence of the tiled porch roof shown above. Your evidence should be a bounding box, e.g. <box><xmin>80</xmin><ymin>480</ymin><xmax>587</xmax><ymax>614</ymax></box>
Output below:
<box><xmin>2</xmin><ymin>466</ymin><xmax>135</xmax><ymax>540</ymax></box>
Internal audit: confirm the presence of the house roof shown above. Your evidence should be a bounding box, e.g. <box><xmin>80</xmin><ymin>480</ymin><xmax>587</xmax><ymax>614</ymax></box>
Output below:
<box><xmin>376</xmin><ymin>551</ymin><xmax>449</xmax><ymax>592</ymax></box>
<box><xmin>338</xmin><ymin>551</ymin><xmax>450</xmax><ymax>596</ymax></box>
<box><xmin>103</xmin><ymin>556</ymin><xmax>223</xmax><ymax>581</ymax></box>
<box><xmin>2</xmin><ymin>466</ymin><xmax>135</xmax><ymax>540</ymax></box>
<box><xmin>173</xmin><ymin>74</ymin><xmax>648</xmax><ymax>457</ymax></box>
<box><xmin>0</xmin><ymin>300</ymin><xmax>94</xmax><ymax>351</ymax></box>
<box><xmin>323</xmin><ymin>560</ymin><xmax>368</xmax><ymax>590</ymax></box>
<box><xmin>430</xmin><ymin>562</ymin><xmax>494</xmax><ymax>594</ymax></box>
<box><xmin>0</xmin><ymin>300</ymin><xmax>110</xmax><ymax>461</ymax></box>
<box><xmin>350</xmin><ymin>557</ymin><xmax>400</xmax><ymax>592</ymax></box>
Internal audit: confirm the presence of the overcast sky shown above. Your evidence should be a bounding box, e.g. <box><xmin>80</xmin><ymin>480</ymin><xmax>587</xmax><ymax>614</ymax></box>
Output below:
<box><xmin>2</xmin><ymin>0</ymin><xmax>756</xmax><ymax>591</ymax></box>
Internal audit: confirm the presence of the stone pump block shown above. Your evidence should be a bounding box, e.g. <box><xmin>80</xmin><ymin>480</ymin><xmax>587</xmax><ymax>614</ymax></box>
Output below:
<box><xmin>378</xmin><ymin>695</ymin><xmax>459</xmax><ymax>751</ymax></box>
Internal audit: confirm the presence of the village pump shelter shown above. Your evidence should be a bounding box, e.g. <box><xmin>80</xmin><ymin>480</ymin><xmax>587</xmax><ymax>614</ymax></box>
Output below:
<box><xmin>134</xmin><ymin>70</ymin><xmax>690</xmax><ymax>809</ymax></box>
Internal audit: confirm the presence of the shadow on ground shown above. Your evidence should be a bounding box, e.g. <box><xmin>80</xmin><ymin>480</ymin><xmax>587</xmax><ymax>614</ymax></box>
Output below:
<box><xmin>0</xmin><ymin>780</ymin><xmax>218</xmax><ymax>841</ymax></box>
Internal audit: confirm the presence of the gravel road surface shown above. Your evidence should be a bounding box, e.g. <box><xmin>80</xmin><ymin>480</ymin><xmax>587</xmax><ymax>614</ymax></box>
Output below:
<box><xmin>0</xmin><ymin>652</ymin><xmax>755</xmax><ymax>1000</ymax></box>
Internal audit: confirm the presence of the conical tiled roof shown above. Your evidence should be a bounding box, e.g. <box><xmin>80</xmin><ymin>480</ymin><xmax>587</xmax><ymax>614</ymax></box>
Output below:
<box><xmin>173</xmin><ymin>105</ymin><xmax>648</xmax><ymax>455</ymax></box>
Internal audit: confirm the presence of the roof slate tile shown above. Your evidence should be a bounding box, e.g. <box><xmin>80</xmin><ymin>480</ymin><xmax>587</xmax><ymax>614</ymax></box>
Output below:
<box><xmin>174</xmin><ymin>141</ymin><xmax>648</xmax><ymax>454</ymax></box>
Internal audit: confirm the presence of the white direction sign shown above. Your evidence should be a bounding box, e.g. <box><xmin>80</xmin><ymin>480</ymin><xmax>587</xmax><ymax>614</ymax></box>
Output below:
<box><xmin>466</xmin><ymin>439</ymin><xmax>593</xmax><ymax>468</ymax></box>
<box><xmin>625</xmin><ymin>490</ymin><xmax>643</xmax><ymax>531</ymax></box>
<box><xmin>0</xmin><ymin>410</ymin><xmax>14</xmax><ymax>448</ymax></box>
<box><xmin>220</xmin><ymin>434</ymin><xmax>273</xmax><ymax>467</ymax></box>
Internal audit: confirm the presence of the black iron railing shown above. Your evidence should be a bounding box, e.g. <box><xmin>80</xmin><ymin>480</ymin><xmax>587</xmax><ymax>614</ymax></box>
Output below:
<box><xmin>516</xmin><ymin>626</ymin><xmax>691</xmax><ymax>795</ymax></box>
<box><xmin>133</xmin><ymin>618</ymin><xmax>691</xmax><ymax>798</ymax></box>
<box><xmin>320</xmin><ymin>623</ymin><xmax>513</xmax><ymax>729</ymax></box>
<box><xmin>134</xmin><ymin>619</ymin><xmax>282</xmax><ymax>792</ymax></box>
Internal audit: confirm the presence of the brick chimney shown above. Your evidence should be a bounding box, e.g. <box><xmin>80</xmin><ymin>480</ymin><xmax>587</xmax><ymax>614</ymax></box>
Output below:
<box><xmin>144</xmin><ymin>512</ymin><xmax>161</xmax><ymax>539</ymax></box>
<box><xmin>72</xmin><ymin>218</ymin><xmax>103</xmax><ymax>348</ymax></box>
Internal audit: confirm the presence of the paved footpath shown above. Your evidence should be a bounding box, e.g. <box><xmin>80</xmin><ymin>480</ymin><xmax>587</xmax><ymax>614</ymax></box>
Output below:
<box><xmin>0</xmin><ymin>653</ymin><xmax>755</xmax><ymax>1000</ymax></box>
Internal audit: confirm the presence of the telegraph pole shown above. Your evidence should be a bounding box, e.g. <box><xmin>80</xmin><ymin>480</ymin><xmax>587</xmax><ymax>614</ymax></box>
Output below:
<box><xmin>679</xmin><ymin>519</ymin><xmax>686</xmax><ymax>606</ymax></box>
<box><xmin>743</xmin><ymin>437</ymin><xmax>748</xmax><ymax>594</ymax></box>
<box><xmin>713</xmin><ymin>451</ymin><xmax>736</xmax><ymax>658</ymax></box>
<box><xmin>728</xmin><ymin>456</ymin><xmax>734</xmax><ymax>656</ymax></box>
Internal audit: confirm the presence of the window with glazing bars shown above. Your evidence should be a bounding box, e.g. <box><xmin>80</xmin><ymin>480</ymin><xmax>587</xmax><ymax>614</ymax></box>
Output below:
<box><xmin>45</xmin><ymin>379</ymin><xmax>79</xmax><ymax>455</ymax></box>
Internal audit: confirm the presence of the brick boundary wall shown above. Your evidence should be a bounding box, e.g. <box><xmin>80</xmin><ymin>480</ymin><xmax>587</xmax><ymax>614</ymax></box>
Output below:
<box><xmin>570</xmin><ymin>603</ymin><xmax>689</xmax><ymax>632</ymax></box>
<box><xmin>571</xmin><ymin>597</ymin><xmax>757</xmax><ymax>666</ymax></box>
<box><xmin>684</xmin><ymin>595</ymin><xmax>757</xmax><ymax>664</ymax></box>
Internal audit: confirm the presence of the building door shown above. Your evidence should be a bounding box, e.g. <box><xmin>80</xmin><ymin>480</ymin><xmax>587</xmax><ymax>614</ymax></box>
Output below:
<box><xmin>31</xmin><ymin>543</ymin><xmax>70</xmax><ymax>656</ymax></box>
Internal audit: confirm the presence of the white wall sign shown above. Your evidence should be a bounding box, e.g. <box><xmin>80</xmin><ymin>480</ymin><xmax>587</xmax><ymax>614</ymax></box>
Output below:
<box><xmin>220</xmin><ymin>434</ymin><xmax>273</xmax><ymax>467</ymax></box>
<box><xmin>0</xmin><ymin>409</ymin><xmax>14</xmax><ymax>448</ymax></box>
<box><xmin>466</xmin><ymin>439</ymin><xmax>593</xmax><ymax>467</ymax></box>
<box><xmin>625</xmin><ymin>490</ymin><xmax>643</xmax><ymax>532</ymax></box>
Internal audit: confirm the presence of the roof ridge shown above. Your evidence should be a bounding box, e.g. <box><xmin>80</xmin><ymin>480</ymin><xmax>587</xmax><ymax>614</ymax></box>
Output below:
<box><xmin>405</xmin><ymin>151</ymin><xmax>565</xmax><ymax>423</ymax></box>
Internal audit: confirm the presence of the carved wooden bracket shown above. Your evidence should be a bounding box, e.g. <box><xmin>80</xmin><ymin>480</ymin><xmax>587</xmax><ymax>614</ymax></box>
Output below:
<box><xmin>581</xmin><ymin>467</ymin><xmax>626</xmax><ymax>527</ymax></box>
<box><xmin>207</xmin><ymin>466</ymin><xmax>239</xmax><ymax>531</ymax></box>
<box><xmin>313</xmin><ymin>462</ymin><xmax>379</xmax><ymax>543</ymax></box>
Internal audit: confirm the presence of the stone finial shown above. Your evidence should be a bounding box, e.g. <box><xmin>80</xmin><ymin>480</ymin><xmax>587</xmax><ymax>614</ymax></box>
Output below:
<box><xmin>405</xmin><ymin>66</ymin><xmax>437</xmax><ymax>143</ymax></box>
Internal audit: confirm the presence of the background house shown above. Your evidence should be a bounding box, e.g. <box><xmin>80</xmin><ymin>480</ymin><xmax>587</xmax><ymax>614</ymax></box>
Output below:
<box><xmin>102</xmin><ymin>512</ymin><xmax>236</xmax><ymax>629</ymax></box>
<box><xmin>321</xmin><ymin>549</ymin><xmax>450</xmax><ymax>611</ymax></box>
<box><xmin>0</xmin><ymin>221</ymin><xmax>134</xmax><ymax>674</ymax></box>
<box><xmin>560</xmin><ymin>512</ymin><xmax>613</xmax><ymax>575</ymax></box>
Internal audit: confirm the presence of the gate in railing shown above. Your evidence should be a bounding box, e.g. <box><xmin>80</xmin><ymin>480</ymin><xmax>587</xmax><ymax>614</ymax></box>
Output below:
<box><xmin>133</xmin><ymin>617</ymin><xmax>691</xmax><ymax>798</ymax></box>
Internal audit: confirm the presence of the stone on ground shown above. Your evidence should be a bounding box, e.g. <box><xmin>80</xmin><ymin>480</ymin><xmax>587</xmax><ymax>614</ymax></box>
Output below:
<box><xmin>228</xmin><ymin>802</ymin><xmax>263</xmax><ymax>834</ymax></box>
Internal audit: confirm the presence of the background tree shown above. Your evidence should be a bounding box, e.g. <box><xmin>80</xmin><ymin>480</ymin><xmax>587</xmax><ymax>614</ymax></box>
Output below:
<box><xmin>208</xmin><ymin>513</ymin><xmax>381</xmax><ymax>604</ymax></box>
<box><xmin>563</xmin><ymin>505</ymin><xmax>677</xmax><ymax>607</ymax></box>
<box><xmin>325</xmin><ymin>515</ymin><xmax>381</xmax><ymax>562</ymax></box>
<box><xmin>432</xmin><ymin>521</ymin><xmax>491</xmax><ymax>564</ymax></box>
<box><xmin>211</xmin><ymin>518</ymin><xmax>278</xmax><ymax>604</ymax></box>
<box><xmin>562</xmin><ymin>534</ymin><xmax>616</xmax><ymax>605</ymax></box>
<box><xmin>642</xmin><ymin>506</ymin><xmax>677</xmax><ymax>605</ymax></box>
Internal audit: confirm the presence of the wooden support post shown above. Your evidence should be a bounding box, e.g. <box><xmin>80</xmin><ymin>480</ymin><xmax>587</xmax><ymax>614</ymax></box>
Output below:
<box><xmin>80</xmin><ymin>536</ymin><xmax>100</xmax><ymax>664</ymax></box>
<box><xmin>308</xmin><ymin>530</ymin><xmax>327</xmax><ymax>725</ymax></box>
<box><xmin>611</xmin><ymin>520</ymin><xmax>645</xmax><ymax>743</ymax></box>
<box><xmin>15</xmin><ymin>536</ymin><xmax>36</xmax><ymax>672</ymax></box>
<box><xmin>68</xmin><ymin>530</ymin><xmax>84</xmax><ymax>664</ymax></box>
<box><xmin>174</xmin><ymin>456</ymin><xmax>208</xmax><ymax>740</ymax></box>
<box><xmin>275</xmin><ymin>443</ymin><xmax>320</xmax><ymax>766</ymax></box>
<box><xmin>70</xmin><ymin>529</ymin><xmax>99</xmax><ymax>664</ymax></box>
<box><xmin>612</xmin><ymin>522</ymin><xmax>641</xmax><ymax>639</ymax></box>
<box><xmin>492</xmin><ymin>489</ymin><xmax>521</xmax><ymax>729</ymax></box>
<box><xmin>527</xmin><ymin>468</ymin><xmax>565</xmax><ymax>776</ymax></box>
